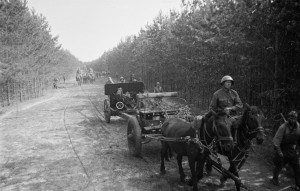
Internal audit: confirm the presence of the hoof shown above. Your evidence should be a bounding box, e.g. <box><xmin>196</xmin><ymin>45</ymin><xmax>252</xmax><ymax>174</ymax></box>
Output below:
<box><xmin>270</xmin><ymin>178</ymin><xmax>280</xmax><ymax>186</ymax></box>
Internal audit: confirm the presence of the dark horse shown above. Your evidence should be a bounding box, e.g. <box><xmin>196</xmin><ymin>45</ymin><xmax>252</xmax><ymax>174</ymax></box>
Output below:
<box><xmin>205</xmin><ymin>104</ymin><xmax>265</xmax><ymax>191</ymax></box>
<box><xmin>160</xmin><ymin>112</ymin><xmax>234</xmax><ymax>191</ymax></box>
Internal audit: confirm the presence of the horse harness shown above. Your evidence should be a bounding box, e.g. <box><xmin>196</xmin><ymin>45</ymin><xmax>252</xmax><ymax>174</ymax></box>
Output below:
<box><xmin>200</xmin><ymin>118</ymin><xmax>234</xmax><ymax>153</ymax></box>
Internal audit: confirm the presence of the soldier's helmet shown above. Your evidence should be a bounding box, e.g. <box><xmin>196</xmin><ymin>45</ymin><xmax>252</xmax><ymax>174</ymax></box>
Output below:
<box><xmin>221</xmin><ymin>75</ymin><xmax>234</xmax><ymax>85</ymax></box>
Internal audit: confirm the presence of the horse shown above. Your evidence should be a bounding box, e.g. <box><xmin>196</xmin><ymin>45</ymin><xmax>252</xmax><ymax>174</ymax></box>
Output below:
<box><xmin>205</xmin><ymin>103</ymin><xmax>265</xmax><ymax>191</ymax></box>
<box><xmin>88</xmin><ymin>73</ymin><xmax>95</xmax><ymax>83</ymax></box>
<box><xmin>82</xmin><ymin>73</ymin><xmax>90</xmax><ymax>84</ymax></box>
<box><xmin>160</xmin><ymin>111</ymin><xmax>234</xmax><ymax>191</ymax></box>
<box><xmin>76</xmin><ymin>73</ymin><xmax>82</xmax><ymax>86</ymax></box>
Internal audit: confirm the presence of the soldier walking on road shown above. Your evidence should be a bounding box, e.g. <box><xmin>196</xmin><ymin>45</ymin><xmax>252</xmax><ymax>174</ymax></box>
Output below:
<box><xmin>271</xmin><ymin>111</ymin><xmax>300</xmax><ymax>191</ymax></box>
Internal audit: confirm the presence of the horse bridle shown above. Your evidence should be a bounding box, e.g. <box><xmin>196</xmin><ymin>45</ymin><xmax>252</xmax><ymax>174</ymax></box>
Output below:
<box><xmin>243</xmin><ymin>111</ymin><xmax>264</xmax><ymax>137</ymax></box>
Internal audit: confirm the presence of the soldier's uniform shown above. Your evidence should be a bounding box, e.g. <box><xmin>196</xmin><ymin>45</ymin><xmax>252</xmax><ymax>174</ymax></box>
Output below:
<box><xmin>207</xmin><ymin>75</ymin><xmax>243</xmax><ymax>126</ymax></box>
<box><xmin>271</xmin><ymin>111</ymin><xmax>300</xmax><ymax>190</ymax></box>
<box><xmin>209</xmin><ymin>87</ymin><xmax>243</xmax><ymax>114</ymax></box>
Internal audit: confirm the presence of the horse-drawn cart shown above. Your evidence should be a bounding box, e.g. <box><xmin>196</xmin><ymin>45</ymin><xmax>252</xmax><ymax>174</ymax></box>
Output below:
<box><xmin>103</xmin><ymin>82</ymin><xmax>189</xmax><ymax>156</ymax></box>
<box><xmin>103</xmin><ymin>82</ymin><xmax>258</xmax><ymax>190</ymax></box>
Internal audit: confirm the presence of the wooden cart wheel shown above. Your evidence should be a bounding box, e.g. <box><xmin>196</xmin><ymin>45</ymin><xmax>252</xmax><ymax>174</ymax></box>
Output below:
<box><xmin>127</xmin><ymin>117</ymin><xmax>142</xmax><ymax>157</ymax></box>
<box><xmin>104</xmin><ymin>99</ymin><xmax>111</xmax><ymax>123</ymax></box>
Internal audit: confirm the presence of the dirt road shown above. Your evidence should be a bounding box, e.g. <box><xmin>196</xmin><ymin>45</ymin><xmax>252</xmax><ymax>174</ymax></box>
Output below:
<box><xmin>0</xmin><ymin>79</ymin><xmax>295</xmax><ymax>191</ymax></box>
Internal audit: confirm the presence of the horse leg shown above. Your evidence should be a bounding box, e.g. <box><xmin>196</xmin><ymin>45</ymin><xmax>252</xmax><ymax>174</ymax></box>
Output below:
<box><xmin>188</xmin><ymin>156</ymin><xmax>198</xmax><ymax>191</ymax></box>
<box><xmin>221</xmin><ymin>162</ymin><xmax>241</xmax><ymax>191</ymax></box>
<box><xmin>231</xmin><ymin>164</ymin><xmax>241</xmax><ymax>191</ymax></box>
<box><xmin>176</xmin><ymin>154</ymin><xmax>185</xmax><ymax>183</ymax></box>
<box><xmin>196</xmin><ymin>155</ymin><xmax>205</xmax><ymax>181</ymax></box>
<box><xmin>205</xmin><ymin>160</ymin><xmax>213</xmax><ymax>176</ymax></box>
<box><xmin>160</xmin><ymin>142</ymin><xmax>167</xmax><ymax>174</ymax></box>
<box><xmin>220</xmin><ymin>163</ymin><xmax>233</xmax><ymax>186</ymax></box>
<box><xmin>237</xmin><ymin>153</ymin><xmax>248</xmax><ymax>170</ymax></box>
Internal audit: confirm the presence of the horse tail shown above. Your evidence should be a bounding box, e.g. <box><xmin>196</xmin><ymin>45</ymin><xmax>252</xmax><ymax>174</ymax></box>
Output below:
<box><xmin>166</xmin><ymin>144</ymin><xmax>173</xmax><ymax>161</ymax></box>
<box><xmin>161</xmin><ymin>120</ymin><xmax>172</xmax><ymax>161</ymax></box>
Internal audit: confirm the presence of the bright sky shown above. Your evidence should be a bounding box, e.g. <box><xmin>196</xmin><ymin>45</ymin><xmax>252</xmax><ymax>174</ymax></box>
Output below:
<box><xmin>26</xmin><ymin>0</ymin><xmax>183</xmax><ymax>62</ymax></box>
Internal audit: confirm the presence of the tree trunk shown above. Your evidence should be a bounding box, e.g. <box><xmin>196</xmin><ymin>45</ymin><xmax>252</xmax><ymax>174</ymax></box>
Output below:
<box><xmin>273</xmin><ymin>29</ymin><xmax>279</xmax><ymax>113</ymax></box>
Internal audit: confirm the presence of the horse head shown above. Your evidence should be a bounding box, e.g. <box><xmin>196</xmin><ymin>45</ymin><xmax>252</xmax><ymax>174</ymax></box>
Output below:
<box><xmin>213</xmin><ymin>111</ymin><xmax>234</xmax><ymax>152</ymax></box>
<box><xmin>197</xmin><ymin>111</ymin><xmax>234</xmax><ymax>152</ymax></box>
<box><xmin>241</xmin><ymin>103</ymin><xmax>265</xmax><ymax>145</ymax></box>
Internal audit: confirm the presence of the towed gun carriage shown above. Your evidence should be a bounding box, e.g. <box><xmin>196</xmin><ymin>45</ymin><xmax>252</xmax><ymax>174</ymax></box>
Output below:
<box><xmin>103</xmin><ymin>81</ymin><xmax>190</xmax><ymax>156</ymax></box>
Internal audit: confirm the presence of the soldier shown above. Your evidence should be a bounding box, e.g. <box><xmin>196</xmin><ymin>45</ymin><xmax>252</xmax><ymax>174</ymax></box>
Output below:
<box><xmin>120</xmin><ymin>76</ymin><xmax>126</xmax><ymax>83</ymax></box>
<box><xmin>53</xmin><ymin>78</ymin><xmax>58</xmax><ymax>89</ymax></box>
<box><xmin>154</xmin><ymin>82</ymin><xmax>163</xmax><ymax>93</ymax></box>
<box><xmin>206</xmin><ymin>75</ymin><xmax>243</xmax><ymax>145</ymax></box>
<box><xmin>271</xmin><ymin>111</ymin><xmax>300</xmax><ymax>190</ymax></box>
<box><xmin>209</xmin><ymin>75</ymin><xmax>243</xmax><ymax>115</ymax></box>
<box><xmin>62</xmin><ymin>73</ymin><xmax>66</xmax><ymax>83</ymax></box>
<box><xmin>129</xmin><ymin>74</ymin><xmax>136</xmax><ymax>82</ymax></box>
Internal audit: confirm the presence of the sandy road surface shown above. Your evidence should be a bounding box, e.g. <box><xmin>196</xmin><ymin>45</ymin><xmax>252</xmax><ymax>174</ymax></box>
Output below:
<box><xmin>0</xmin><ymin>79</ymin><xmax>296</xmax><ymax>191</ymax></box>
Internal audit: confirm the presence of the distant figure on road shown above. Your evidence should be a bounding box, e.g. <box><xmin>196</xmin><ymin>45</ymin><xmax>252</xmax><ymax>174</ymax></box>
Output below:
<box><xmin>53</xmin><ymin>78</ymin><xmax>58</xmax><ymax>89</ymax></box>
<box><xmin>106</xmin><ymin>77</ymin><xmax>114</xmax><ymax>84</ymax></box>
<box><xmin>62</xmin><ymin>73</ymin><xmax>66</xmax><ymax>83</ymax></box>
